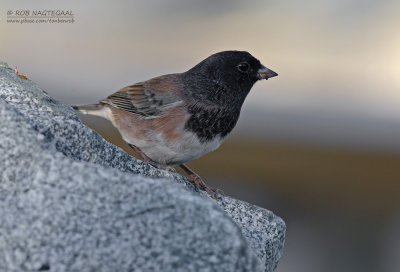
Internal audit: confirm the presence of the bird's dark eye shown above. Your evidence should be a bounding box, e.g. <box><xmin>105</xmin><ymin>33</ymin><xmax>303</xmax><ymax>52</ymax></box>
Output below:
<box><xmin>237</xmin><ymin>62</ymin><xmax>250</xmax><ymax>73</ymax></box>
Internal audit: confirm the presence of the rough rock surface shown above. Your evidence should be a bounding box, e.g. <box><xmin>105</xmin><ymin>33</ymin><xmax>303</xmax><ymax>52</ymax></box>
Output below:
<box><xmin>0</xmin><ymin>62</ymin><xmax>285</xmax><ymax>272</ymax></box>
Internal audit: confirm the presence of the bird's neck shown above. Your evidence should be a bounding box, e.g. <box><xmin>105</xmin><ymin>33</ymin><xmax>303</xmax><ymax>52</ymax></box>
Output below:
<box><xmin>182</xmin><ymin>73</ymin><xmax>249</xmax><ymax>109</ymax></box>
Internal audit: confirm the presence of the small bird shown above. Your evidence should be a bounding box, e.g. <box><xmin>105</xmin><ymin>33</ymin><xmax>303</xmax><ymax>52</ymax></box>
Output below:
<box><xmin>73</xmin><ymin>51</ymin><xmax>278</xmax><ymax>197</ymax></box>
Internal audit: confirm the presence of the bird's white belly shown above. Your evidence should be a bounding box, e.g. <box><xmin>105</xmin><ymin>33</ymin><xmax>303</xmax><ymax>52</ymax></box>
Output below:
<box><xmin>123</xmin><ymin>131</ymin><xmax>224</xmax><ymax>165</ymax></box>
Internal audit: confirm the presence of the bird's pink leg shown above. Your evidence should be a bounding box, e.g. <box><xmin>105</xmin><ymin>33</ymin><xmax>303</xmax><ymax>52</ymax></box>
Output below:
<box><xmin>128</xmin><ymin>144</ymin><xmax>176</xmax><ymax>172</ymax></box>
<box><xmin>179</xmin><ymin>164</ymin><xmax>224</xmax><ymax>198</ymax></box>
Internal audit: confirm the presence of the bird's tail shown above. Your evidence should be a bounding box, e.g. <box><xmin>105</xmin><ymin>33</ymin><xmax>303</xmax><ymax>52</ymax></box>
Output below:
<box><xmin>71</xmin><ymin>103</ymin><xmax>111</xmax><ymax>120</ymax></box>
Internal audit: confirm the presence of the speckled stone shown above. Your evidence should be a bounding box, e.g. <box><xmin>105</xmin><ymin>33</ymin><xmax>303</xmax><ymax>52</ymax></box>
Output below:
<box><xmin>0</xmin><ymin>62</ymin><xmax>285</xmax><ymax>271</ymax></box>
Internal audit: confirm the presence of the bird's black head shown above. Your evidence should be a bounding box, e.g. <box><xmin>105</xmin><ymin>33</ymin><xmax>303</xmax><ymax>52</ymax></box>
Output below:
<box><xmin>183</xmin><ymin>50</ymin><xmax>277</xmax><ymax>107</ymax></box>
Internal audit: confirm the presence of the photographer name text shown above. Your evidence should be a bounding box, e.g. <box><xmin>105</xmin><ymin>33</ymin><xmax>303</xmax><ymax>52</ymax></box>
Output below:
<box><xmin>6</xmin><ymin>9</ymin><xmax>75</xmax><ymax>24</ymax></box>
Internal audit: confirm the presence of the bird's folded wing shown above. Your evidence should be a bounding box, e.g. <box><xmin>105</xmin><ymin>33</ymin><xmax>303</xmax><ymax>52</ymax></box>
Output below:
<box><xmin>101</xmin><ymin>83</ymin><xmax>182</xmax><ymax>118</ymax></box>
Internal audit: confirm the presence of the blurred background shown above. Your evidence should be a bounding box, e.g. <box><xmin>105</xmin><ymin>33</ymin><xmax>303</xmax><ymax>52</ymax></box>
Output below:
<box><xmin>1</xmin><ymin>0</ymin><xmax>400</xmax><ymax>271</ymax></box>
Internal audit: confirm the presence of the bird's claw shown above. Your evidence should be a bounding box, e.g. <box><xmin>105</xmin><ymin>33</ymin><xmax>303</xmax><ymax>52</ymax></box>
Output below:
<box><xmin>147</xmin><ymin>161</ymin><xmax>176</xmax><ymax>173</ymax></box>
<box><xmin>188</xmin><ymin>174</ymin><xmax>223</xmax><ymax>199</ymax></box>
<box><xmin>157</xmin><ymin>164</ymin><xmax>177</xmax><ymax>173</ymax></box>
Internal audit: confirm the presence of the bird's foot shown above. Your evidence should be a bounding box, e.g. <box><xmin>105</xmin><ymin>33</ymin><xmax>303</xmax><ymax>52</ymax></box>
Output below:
<box><xmin>148</xmin><ymin>162</ymin><xmax>177</xmax><ymax>173</ymax></box>
<box><xmin>187</xmin><ymin>174</ymin><xmax>224</xmax><ymax>199</ymax></box>
<box><xmin>179</xmin><ymin>164</ymin><xmax>224</xmax><ymax>199</ymax></box>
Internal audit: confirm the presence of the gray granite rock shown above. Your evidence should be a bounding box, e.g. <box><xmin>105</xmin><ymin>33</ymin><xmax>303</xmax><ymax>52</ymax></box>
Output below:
<box><xmin>0</xmin><ymin>62</ymin><xmax>285</xmax><ymax>272</ymax></box>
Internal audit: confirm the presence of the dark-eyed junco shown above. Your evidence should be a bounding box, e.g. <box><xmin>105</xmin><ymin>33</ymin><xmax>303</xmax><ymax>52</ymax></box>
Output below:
<box><xmin>73</xmin><ymin>51</ymin><xmax>278</xmax><ymax>197</ymax></box>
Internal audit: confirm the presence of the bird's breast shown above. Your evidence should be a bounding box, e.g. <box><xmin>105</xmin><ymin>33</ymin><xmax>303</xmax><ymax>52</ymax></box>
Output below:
<box><xmin>184</xmin><ymin>105</ymin><xmax>240</xmax><ymax>143</ymax></box>
<box><xmin>109</xmin><ymin>105</ymin><xmax>226</xmax><ymax>165</ymax></box>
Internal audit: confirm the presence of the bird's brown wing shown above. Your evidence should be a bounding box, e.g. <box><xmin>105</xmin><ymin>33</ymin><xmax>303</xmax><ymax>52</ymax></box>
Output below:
<box><xmin>101</xmin><ymin>79</ymin><xmax>182</xmax><ymax>119</ymax></box>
